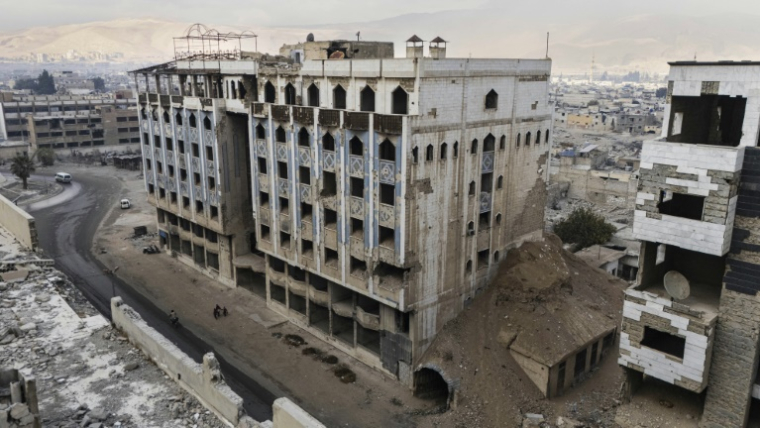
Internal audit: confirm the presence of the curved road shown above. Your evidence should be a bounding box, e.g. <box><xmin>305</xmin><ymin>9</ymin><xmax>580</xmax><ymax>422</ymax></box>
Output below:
<box><xmin>27</xmin><ymin>172</ymin><xmax>276</xmax><ymax>421</ymax></box>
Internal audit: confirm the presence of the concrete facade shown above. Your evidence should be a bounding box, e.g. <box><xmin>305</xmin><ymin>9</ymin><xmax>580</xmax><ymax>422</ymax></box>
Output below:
<box><xmin>619</xmin><ymin>61</ymin><xmax>760</xmax><ymax>427</ymax></box>
<box><xmin>132</xmin><ymin>35</ymin><xmax>552</xmax><ymax>386</ymax></box>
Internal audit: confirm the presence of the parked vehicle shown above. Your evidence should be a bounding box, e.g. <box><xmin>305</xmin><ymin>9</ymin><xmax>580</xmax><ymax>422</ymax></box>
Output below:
<box><xmin>54</xmin><ymin>172</ymin><xmax>72</xmax><ymax>183</ymax></box>
<box><xmin>120</xmin><ymin>199</ymin><xmax>131</xmax><ymax>209</ymax></box>
<box><xmin>143</xmin><ymin>245</ymin><xmax>160</xmax><ymax>254</ymax></box>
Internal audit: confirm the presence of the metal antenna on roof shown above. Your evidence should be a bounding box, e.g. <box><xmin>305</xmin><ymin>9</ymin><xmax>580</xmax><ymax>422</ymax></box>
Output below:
<box><xmin>356</xmin><ymin>31</ymin><xmax>360</xmax><ymax>41</ymax></box>
<box><xmin>546</xmin><ymin>32</ymin><xmax>549</xmax><ymax>58</ymax></box>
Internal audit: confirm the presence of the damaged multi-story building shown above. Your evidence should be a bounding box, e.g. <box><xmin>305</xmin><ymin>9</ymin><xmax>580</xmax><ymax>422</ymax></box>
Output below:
<box><xmin>132</xmin><ymin>26</ymin><xmax>553</xmax><ymax>389</ymax></box>
<box><xmin>619</xmin><ymin>61</ymin><xmax>760</xmax><ymax>427</ymax></box>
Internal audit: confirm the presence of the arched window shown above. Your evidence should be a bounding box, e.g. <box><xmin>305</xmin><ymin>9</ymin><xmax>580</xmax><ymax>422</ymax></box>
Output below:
<box><xmin>497</xmin><ymin>176</ymin><xmax>503</xmax><ymax>189</ymax></box>
<box><xmin>453</xmin><ymin>141</ymin><xmax>459</xmax><ymax>158</ymax></box>
<box><xmin>471</xmin><ymin>139</ymin><xmax>478</xmax><ymax>154</ymax></box>
<box><xmin>284</xmin><ymin>83</ymin><xmax>296</xmax><ymax>105</ymax></box>
<box><xmin>545</xmin><ymin>129</ymin><xmax>550</xmax><ymax>144</ymax></box>
<box><xmin>379</xmin><ymin>139</ymin><xmax>395</xmax><ymax>161</ymax></box>
<box><xmin>307</xmin><ymin>84</ymin><xmax>319</xmax><ymax>107</ymax></box>
<box><xmin>264</xmin><ymin>81</ymin><xmax>276</xmax><ymax>103</ymax></box>
<box><xmin>256</xmin><ymin>124</ymin><xmax>265</xmax><ymax>140</ymax></box>
<box><xmin>189</xmin><ymin>113</ymin><xmax>197</xmax><ymax>128</ymax></box>
<box><xmin>516</xmin><ymin>133</ymin><xmax>521</xmax><ymax>147</ymax></box>
<box><xmin>466</xmin><ymin>260</ymin><xmax>472</xmax><ymax>273</ymax></box>
<box><xmin>203</xmin><ymin>116</ymin><xmax>211</xmax><ymax>131</ymax></box>
<box><xmin>496</xmin><ymin>213</ymin><xmax>502</xmax><ymax>225</ymax></box>
<box><xmin>499</xmin><ymin>135</ymin><xmax>506</xmax><ymax>150</ymax></box>
<box><xmin>333</xmin><ymin>85</ymin><xmax>346</xmax><ymax>109</ymax></box>
<box><xmin>275</xmin><ymin>126</ymin><xmax>286</xmax><ymax>143</ymax></box>
<box><xmin>483</xmin><ymin>134</ymin><xmax>495</xmax><ymax>152</ymax></box>
<box><xmin>162</xmin><ymin>111</ymin><xmax>170</xmax><ymax>123</ymax></box>
<box><xmin>426</xmin><ymin>144</ymin><xmax>434</xmax><ymax>161</ymax></box>
<box><xmin>349</xmin><ymin>136</ymin><xmax>363</xmax><ymax>156</ymax></box>
<box><xmin>469</xmin><ymin>181</ymin><xmax>476</xmax><ymax>196</ymax></box>
<box><xmin>412</xmin><ymin>147</ymin><xmax>419</xmax><ymax>164</ymax></box>
<box><xmin>360</xmin><ymin>86</ymin><xmax>375</xmax><ymax>112</ymax></box>
<box><xmin>392</xmin><ymin>86</ymin><xmax>408</xmax><ymax>115</ymax></box>
<box><xmin>485</xmin><ymin>89</ymin><xmax>498</xmax><ymax>109</ymax></box>
<box><xmin>230</xmin><ymin>81</ymin><xmax>237</xmax><ymax>99</ymax></box>
<box><xmin>467</xmin><ymin>222</ymin><xmax>475</xmax><ymax>234</ymax></box>
<box><xmin>175</xmin><ymin>112</ymin><xmax>183</xmax><ymax>126</ymax></box>
<box><xmin>526</xmin><ymin>132</ymin><xmax>532</xmax><ymax>146</ymax></box>
<box><xmin>140</xmin><ymin>108</ymin><xmax>147</xmax><ymax>120</ymax></box>
<box><xmin>440</xmin><ymin>142</ymin><xmax>448</xmax><ymax>160</ymax></box>
<box><xmin>151</xmin><ymin>108</ymin><xmax>158</xmax><ymax>121</ymax></box>
<box><xmin>322</xmin><ymin>133</ymin><xmax>335</xmax><ymax>151</ymax></box>
<box><xmin>536</xmin><ymin>131</ymin><xmax>541</xmax><ymax>146</ymax></box>
<box><xmin>298</xmin><ymin>127</ymin><xmax>310</xmax><ymax>147</ymax></box>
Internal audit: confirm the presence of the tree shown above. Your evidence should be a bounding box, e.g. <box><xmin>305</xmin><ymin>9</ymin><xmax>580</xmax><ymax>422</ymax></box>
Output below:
<box><xmin>10</xmin><ymin>154</ymin><xmax>36</xmax><ymax>190</ymax></box>
<box><xmin>37</xmin><ymin>148</ymin><xmax>55</xmax><ymax>166</ymax></box>
<box><xmin>92</xmin><ymin>77</ymin><xmax>105</xmax><ymax>92</ymax></box>
<box><xmin>553</xmin><ymin>208</ymin><xmax>616</xmax><ymax>251</ymax></box>
<box><xmin>36</xmin><ymin>70</ymin><xmax>56</xmax><ymax>95</ymax></box>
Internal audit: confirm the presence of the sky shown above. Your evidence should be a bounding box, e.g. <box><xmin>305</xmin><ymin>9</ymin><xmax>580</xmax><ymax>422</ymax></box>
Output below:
<box><xmin>2</xmin><ymin>0</ymin><xmax>759</xmax><ymax>31</ymax></box>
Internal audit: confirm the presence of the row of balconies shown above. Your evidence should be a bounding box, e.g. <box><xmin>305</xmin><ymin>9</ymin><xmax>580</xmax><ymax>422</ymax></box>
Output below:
<box><xmin>252</xmin><ymin>104</ymin><xmax>403</xmax><ymax>135</ymax></box>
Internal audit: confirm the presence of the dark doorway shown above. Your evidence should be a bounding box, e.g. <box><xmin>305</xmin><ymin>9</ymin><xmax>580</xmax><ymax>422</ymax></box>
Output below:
<box><xmin>414</xmin><ymin>368</ymin><xmax>449</xmax><ymax>408</ymax></box>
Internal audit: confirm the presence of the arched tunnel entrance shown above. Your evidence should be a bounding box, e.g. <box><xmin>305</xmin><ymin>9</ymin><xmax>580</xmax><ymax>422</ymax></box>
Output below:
<box><xmin>413</xmin><ymin>367</ymin><xmax>450</xmax><ymax>409</ymax></box>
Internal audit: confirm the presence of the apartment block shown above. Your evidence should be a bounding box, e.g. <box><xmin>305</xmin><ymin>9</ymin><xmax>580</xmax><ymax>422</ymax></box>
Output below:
<box><xmin>133</xmin><ymin>31</ymin><xmax>552</xmax><ymax>389</ymax></box>
<box><xmin>619</xmin><ymin>61</ymin><xmax>760</xmax><ymax>427</ymax></box>
<box><xmin>0</xmin><ymin>95</ymin><xmax>140</xmax><ymax>152</ymax></box>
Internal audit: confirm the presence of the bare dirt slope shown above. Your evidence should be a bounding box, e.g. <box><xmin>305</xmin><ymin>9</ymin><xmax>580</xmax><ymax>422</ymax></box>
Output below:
<box><xmin>418</xmin><ymin>234</ymin><xmax>627</xmax><ymax>428</ymax></box>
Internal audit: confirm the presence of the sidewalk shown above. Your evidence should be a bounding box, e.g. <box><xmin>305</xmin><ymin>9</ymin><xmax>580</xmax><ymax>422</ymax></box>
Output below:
<box><xmin>91</xmin><ymin>167</ymin><xmax>428</xmax><ymax>427</ymax></box>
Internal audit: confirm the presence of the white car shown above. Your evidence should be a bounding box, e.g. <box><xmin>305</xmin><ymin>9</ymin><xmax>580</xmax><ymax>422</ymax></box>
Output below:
<box><xmin>55</xmin><ymin>172</ymin><xmax>72</xmax><ymax>183</ymax></box>
<box><xmin>120</xmin><ymin>199</ymin><xmax>131</xmax><ymax>209</ymax></box>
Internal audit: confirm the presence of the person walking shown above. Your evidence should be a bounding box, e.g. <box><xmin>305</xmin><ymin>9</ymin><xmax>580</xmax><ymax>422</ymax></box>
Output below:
<box><xmin>223</xmin><ymin>306</ymin><xmax>229</xmax><ymax>317</ymax></box>
<box><xmin>214</xmin><ymin>304</ymin><xmax>222</xmax><ymax>320</ymax></box>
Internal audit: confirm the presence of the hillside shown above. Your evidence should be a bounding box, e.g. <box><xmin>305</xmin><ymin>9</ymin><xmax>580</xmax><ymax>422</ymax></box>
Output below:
<box><xmin>1</xmin><ymin>12</ymin><xmax>760</xmax><ymax>73</ymax></box>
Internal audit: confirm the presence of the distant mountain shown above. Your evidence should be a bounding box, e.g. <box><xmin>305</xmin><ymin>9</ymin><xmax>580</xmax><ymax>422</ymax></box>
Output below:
<box><xmin>1</xmin><ymin>12</ymin><xmax>759</xmax><ymax>74</ymax></box>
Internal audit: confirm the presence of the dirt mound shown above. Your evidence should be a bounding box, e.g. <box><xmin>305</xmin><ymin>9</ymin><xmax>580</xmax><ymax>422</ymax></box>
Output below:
<box><xmin>417</xmin><ymin>234</ymin><xmax>626</xmax><ymax>428</ymax></box>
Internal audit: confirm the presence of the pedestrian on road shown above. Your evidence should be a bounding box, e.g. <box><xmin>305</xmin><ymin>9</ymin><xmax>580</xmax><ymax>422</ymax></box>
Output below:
<box><xmin>213</xmin><ymin>306</ymin><xmax>219</xmax><ymax>319</ymax></box>
<box><xmin>223</xmin><ymin>306</ymin><xmax>228</xmax><ymax>317</ymax></box>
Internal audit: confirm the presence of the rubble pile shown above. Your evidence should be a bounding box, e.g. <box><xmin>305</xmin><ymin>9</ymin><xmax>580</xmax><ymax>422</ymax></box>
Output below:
<box><xmin>0</xmin><ymin>237</ymin><xmax>229</xmax><ymax>428</ymax></box>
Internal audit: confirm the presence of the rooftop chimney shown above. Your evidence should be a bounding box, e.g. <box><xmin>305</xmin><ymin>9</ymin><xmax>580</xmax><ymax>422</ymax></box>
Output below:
<box><xmin>406</xmin><ymin>35</ymin><xmax>424</xmax><ymax>59</ymax></box>
<box><xmin>429</xmin><ymin>37</ymin><xmax>447</xmax><ymax>59</ymax></box>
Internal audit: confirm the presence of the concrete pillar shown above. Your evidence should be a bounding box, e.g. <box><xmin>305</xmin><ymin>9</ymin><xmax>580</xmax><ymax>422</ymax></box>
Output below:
<box><xmin>620</xmin><ymin>368</ymin><xmax>643</xmax><ymax>404</ymax></box>
<box><xmin>9</xmin><ymin>381</ymin><xmax>22</xmax><ymax>404</ymax></box>
<box><xmin>23</xmin><ymin>375</ymin><xmax>38</xmax><ymax>415</ymax></box>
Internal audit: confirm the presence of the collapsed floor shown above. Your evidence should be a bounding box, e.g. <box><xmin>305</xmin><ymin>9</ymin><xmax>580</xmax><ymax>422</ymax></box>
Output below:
<box><xmin>416</xmin><ymin>234</ymin><xmax>628</xmax><ymax>427</ymax></box>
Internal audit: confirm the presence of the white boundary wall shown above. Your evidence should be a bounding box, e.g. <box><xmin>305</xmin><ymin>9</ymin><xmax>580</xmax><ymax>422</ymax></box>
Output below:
<box><xmin>0</xmin><ymin>192</ymin><xmax>37</xmax><ymax>250</ymax></box>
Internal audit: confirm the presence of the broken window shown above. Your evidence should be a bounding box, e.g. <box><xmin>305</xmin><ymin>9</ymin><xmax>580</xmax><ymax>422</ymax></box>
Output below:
<box><xmin>526</xmin><ymin>132</ymin><xmax>532</xmax><ymax>145</ymax></box>
<box><xmin>298</xmin><ymin>127</ymin><xmax>310</xmax><ymax>147</ymax></box>
<box><xmin>277</xmin><ymin>161</ymin><xmax>288</xmax><ymax>179</ymax></box>
<box><xmin>302</xmin><ymin>239</ymin><xmax>313</xmax><ymax>257</ymax></box>
<box><xmin>324</xmin><ymin>208</ymin><xmax>337</xmax><ymax>228</ymax></box>
<box><xmin>380</xmin><ymin>183</ymin><xmax>395</xmax><ymax>206</ymax></box>
<box><xmin>658</xmin><ymin>192</ymin><xmax>704</xmax><ymax>221</ymax></box>
<box><xmin>284</xmin><ymin>83</ymin><xmax>296</xmax><ymax>105</ymax></box>
<box><xmin>379</xmin><ymin>139</ymin><xmax>395</xmax><ymax>161</ymax></box>
<box><xmin>195</xmin><ymin>200</ymin><xmax>204</xmax><ymax>213</ymax></box>
<box><xmin>351</xmin><ymin>218</ymin><xmax>364</xmax><ymax>238</ymax></box>
<box><xmin>469</xmin><ymin>181</ymin><xmax>476</xmax><ymax>196</ymax></box>
<box><xmin>333</xmin><ymin>85</ymin><xmax>347</xmax><ymax>109</ymax></box>
<box><xmin>483</xmin><ymin>134</ymin><xmax>495</xmax><ymax>152</ymax></box>
<box><xmin>481</xmin><ymin>173</ymin><xmax>493</xmax><ymax>193</ymax></box>
<box><xmin>536</xmin><ymin>131</ymin><xmax>541</xmax><ymax>146</ymax></box>
<box><xmin>574</xmin><ymin>349</ymin><xmax>587</xmax><ymax>377</ymax></box>
<box><xmin>264</xmin><ymin>81</ymin><xmax>276</xmax><ymax>103</ymax></box>
<box><xmin>192</xmin><ymin>143</ymin><xmax>200</xmax><ymax>157</ymax></box>
<box><xmin>426</xmin><ymin>144</ymin><xmax>434</xmax><ymax>161</ymax></box>
<box><xmin>178</xmin><ymin>140</ymin><xmax>185</xmax><ymax>154</ymax></box>
<box><xmin>230</xmin><ymin>81</ymin><xmax>237</xmax><ymax>99</ymax></box>
<box><xmin>495</xmin><ymin>213</ymin><xmax>502</xmax><ymax>225</ymax></box>
<box><xmin>467</xmin><ymin>221</ymin><xmax>475</xmax><ymax>235</ymax></box>
<box><xmin>238</xmin><ymin>81</ymin><xmax>247</xmax><ymax>99</ymax></box>
<box><xmin>545</xmin><ymin>129</ymin><xmax>550</xmax><ymax>144</ymax></box>
<box><xmin>350</xmin><ymin>177</ymin><xmax>364</xmax><ymax>197</ymax></box>
<box><xmin>497</xmin><ymin>176</ymin><xmax>503</xmax><ymax>189</ymax></box>
<box><xmin>322</xmin><ymin>133</ymin><xmax>335</xmax><ymax>151</ymax></box>
<box><xmin>280</xmin><ymin>231</ymin><xmax>291</xmax><ymax>249</ymax></box>
<box><xmin>485</xmin><ymin>90</ymin><xmax>498</xmax><ymax>110</ymax></box>
<box><xmin>256</xmin><ymin>124</ymin><xmax>266</xmax><ymax>140</ymax></box>
<box><xmin>412</xmin><ymin>147</ymin><xmax>419</xmax><ymax>164</ymax></box>
<box><xmin>392</xmin><ymin>86</ymin><xmax>408</xmax><ymax>115</ymax></box>
<box><xmin>465</xmin><ymin>260</ymin><xmax>472</xmax><ymax>274</ymax></box>
<box><xmin>325</xmin><ymin>248</ymin><xmax>338</xmax><ymax>265</ymax></box>
<box><xmin>206</xmin><ymin>145</ymin><xmax>213</xmax><ymax>161</ymax></box>
<box><xmin>350</xmin><ymin>136</ymin><xmax>363</xmax><ymax>156</ymax></box>
<box><xmin>299</xmin><ymin>166</ymin><xmax>311</xmax><ymax>185</ymax></box>
<box><xmin>259</xmin><ymin>192</ymin><xmax>269</xmax><ymax>207</ymax></box>
<box><xmin>641</xmin><ymin>327</ymin><xmax>686</xmax><ymax>359</ymax></box>
<box><xmin>307</xmin><ymin>84</ymin><xmax>319</xmax><ymax>107</ymax></box>
<box><xmin>479</xmin><ymin>212</ymin><xmax>490</xmax><ymax>229</ymax></box>
<box><xmin>322</xmin><ymin>171</ymin><xmax>337</xmax><ymax>196</ymax></box>
<box><xmin>189</xmin><ymin>113</ymin><xmax>197</xmax><ymax>128</ymax></box>
<box><xmin>360</xmin><ymin>86</ymin><xmax>375</xmax><ymax>112</ymax></box>
<box><xmin>516</xmin><ymin>133</ymin><xmax>521</xmax><ymax>147</ymax></box>
<box><xmin>471</xmin><ymin>139</ymin><xmax>478</xmax><ymax>154</ymax></box>
<box><xmin>258</xmin><ymin>157</ymin><xmax>267</xmax><ymax>174</ymax></box>
<box><xmin>453</xmin><ymin>141</ymin><xmax>459</xmax><ymax>158</ymax></box>
<box><xmin>301</xmin><ymin>202</ymin><xmax>313</xmax><ymax>221</ymax></box>
<box><xmin>478</xmin><ymin>249</ymin><xmax>489</xmax><ymax>269</ymax></box>
<box><xmin>163</xmin><ymin>111</ymin><xmax>170</xmax><ymax>123</ymax></box>
<box><xmin>260</xmin><ymin>225</ymin><xmax>271</xmax><ymax>241</ymax></box>
<box><xmin>440</xmin><ymin>143</ymin><xmax>447</xmax><ymax>160</ymax></box>
<box><xmin>203</xmin><ymin>116</ymin><xmax>211</xmax><ymax>131</ymax></box>
<box><xmin>379</xmin><ymin>226</ymin><xmax>394</xmax><ymax>247</ymax></box>
<box><xmin>499</xmin><ymin>135</ymin><xmax>506</xmax><ymax>150</ymax></box>
<box><xmin>275</xmin><ymin>126</ymin><xmax>286</xmax><ymax>143</ymax></box>
<box><xmin>667</xmin><ymin>95</ymin><xmax>746</xmax><ymax>146</ymax></box>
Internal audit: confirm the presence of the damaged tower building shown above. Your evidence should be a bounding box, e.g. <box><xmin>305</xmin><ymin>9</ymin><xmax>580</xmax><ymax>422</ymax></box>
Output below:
<box><xmin>132</xmin><ymin>26</ymin><xmax>552</xmax><ymax>388</ymax></box>
<box><xmin>619</xmin><ymin>61</ymin><xmax>760</xmax><ymax>427</ymax></box>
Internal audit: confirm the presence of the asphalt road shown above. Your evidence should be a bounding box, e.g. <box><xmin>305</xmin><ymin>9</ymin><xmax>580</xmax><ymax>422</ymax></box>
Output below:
<box><xmin>27</xmin><ymin>171</ymin><xmax>276</xmax><ymax>421</ymax></box>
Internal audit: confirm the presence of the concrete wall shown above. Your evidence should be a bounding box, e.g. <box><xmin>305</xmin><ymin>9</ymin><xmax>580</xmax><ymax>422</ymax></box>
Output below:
<box><xmin>272</xmin><ymin>398</ymin><xmax>326</xmax><ymax>428</ymax></box>
<box><xmin>110</xmin><ymin>297</ymin><xmax>244</xmax><ymax>424</ymax></box>
<box><xmin>0</xmin><ymin>192</ymin><xmax>38</xmax><ymax>250</ymax></box>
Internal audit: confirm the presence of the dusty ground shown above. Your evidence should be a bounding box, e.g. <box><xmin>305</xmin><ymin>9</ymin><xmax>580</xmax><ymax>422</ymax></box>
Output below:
<box><xmin>86</xmin><ymin>164</ymin><xmax>435</xmax><ymax>427</ymax></box>
<box><xmin>0</xmin><ymin>226</ymin><xmax>228</xmax><ymax>428</ymax></box>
